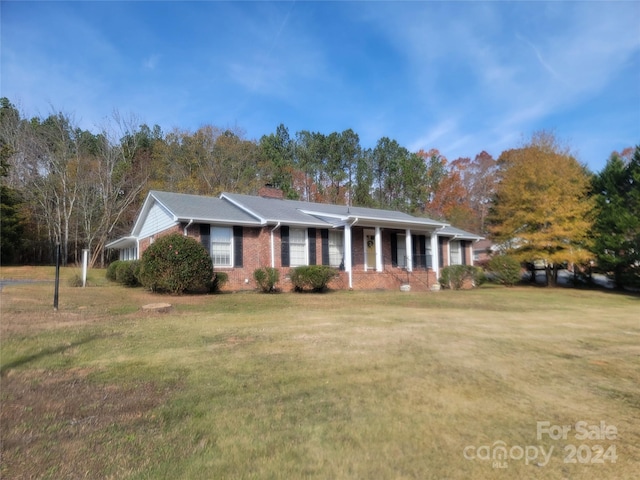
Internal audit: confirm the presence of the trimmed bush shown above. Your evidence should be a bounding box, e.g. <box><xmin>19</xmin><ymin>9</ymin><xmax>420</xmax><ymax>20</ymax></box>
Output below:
<box><xmin>115</xmin><ymin>260</ymin><xmax>140</xmax><ymax>287</ymax></box>
<box><xmin>439</xmin><ymin>265</ymin><xmax>485</xmax><ymax>290</ymax></box>
<box><xmin>211</xmin><ymin>271</ymin><xmax>229</xmax><ymax>293</ymax></box>
<box><xmin>473</xmin><ymin>266</ymin><xmax>487</xmax><ymax>287</ymax></box>
<box><xmin>253</xmin><ymin>267</ymin><xmax>280</xmax><ymax>293</ymax></box>
<box><xmin>487</xmin><ymin>255</ymin><xmax>523</xmax><ymax>287</ymax></box>
<box><xmin>290</xmin><ymin>265</ymin><xmax>338</xmax><ymax>292</ymax></box>
<box><xmin>106</xmin><ymin>260</ymin><xmax>141</xmax><ymax>286</ymax></box>
<box><xmin>138</xmin><ymin>233</ymin><xmax>214</xmax><ymax>294</ymax></box>
<box><xmin>106</xmin><ymin>260</ymin><xmax>121</xmax><ymax>282</ymax></box>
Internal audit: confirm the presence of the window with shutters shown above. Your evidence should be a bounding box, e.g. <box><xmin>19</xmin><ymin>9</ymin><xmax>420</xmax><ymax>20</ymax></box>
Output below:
<box><xmin>328</xmin><ymin>230</ymin><xmax>344</xmax><ymax>267</ymax></box>
<box><xmin>289</xmin><ymin>228</ymin><xmax>307</xmax><ymax>267</ymax></box>
<box><xmin>450</xmin><ymin>240</ymin><xmax>462</xmax><ymax>265</ymax></box>
<box><xmin>396</xmin><ymin>234</ymin><xmax>407</xmax><ymax>268</ymax></box>
<box><xmin>425</xmin><ymin>239</ymin><xmax>433</xmax><ymax>269</ymax></box>
<box><xmin>211</xmin><ymin>227</ymin><xmax>233</xmax><ymax>267</ymax></box>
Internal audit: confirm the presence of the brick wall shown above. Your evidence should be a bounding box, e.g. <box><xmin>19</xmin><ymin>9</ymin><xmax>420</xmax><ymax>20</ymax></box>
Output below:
<box><xmin>465</xmin><ymin>241</ymin><xmax>475</xmax><ymax>266</ymax></box>
<box><xmin>440</xmin><ymin>237</ymin><xmax>450</xmax><ymax>268</ymax></box>
<box><xmin>137</xmin><ymin>223</ymin><xmax>438</xmax><ymax>292</ymax></box>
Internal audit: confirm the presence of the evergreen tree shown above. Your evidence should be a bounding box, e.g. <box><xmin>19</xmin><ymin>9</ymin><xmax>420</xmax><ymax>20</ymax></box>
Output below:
<box><xmin>0</xmin><ymin>139</ymin><xmax>24</xmax><ymax>264</ymax></box>
<box><xmin>258</xmin><ymin>124</ymin><xmax>297</xmax><ymax>199</ymax></box>
<box><xmin>592</xmin><ymin>146</ymin><xmax>640</xmax><ymax>289</ymax></box>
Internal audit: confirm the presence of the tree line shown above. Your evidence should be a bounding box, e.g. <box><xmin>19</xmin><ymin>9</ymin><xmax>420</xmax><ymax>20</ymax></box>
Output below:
<box><xmin>1</xmin><ymin>98</ymin><xmax>638</xmax><ymax>289</ymax></box>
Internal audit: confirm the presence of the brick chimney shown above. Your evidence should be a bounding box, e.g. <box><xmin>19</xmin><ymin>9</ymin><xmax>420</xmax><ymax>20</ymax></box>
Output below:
<box><xmin>258</xmin><ymin>184</ymin><xmax>284</xmax><ymax>199</ymax></box>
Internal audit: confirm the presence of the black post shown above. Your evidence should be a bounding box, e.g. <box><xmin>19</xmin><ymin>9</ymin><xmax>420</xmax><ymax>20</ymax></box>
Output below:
<box><xmin>53</xmin><ymin>243</ymin><xmax>60</xmax><ymax>311</ymax></box>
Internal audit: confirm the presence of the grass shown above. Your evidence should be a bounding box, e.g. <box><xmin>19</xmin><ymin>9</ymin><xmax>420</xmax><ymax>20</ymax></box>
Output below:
<box><xmin>1</xmin><ymin>266</ymin><xmax>639</xmax><ymax>479</ymax></box>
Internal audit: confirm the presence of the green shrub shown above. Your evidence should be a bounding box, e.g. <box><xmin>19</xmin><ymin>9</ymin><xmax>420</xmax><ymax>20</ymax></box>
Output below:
<box><xmin>290</xmin><ymin>265</ymin><xmax>339</xmax><ymax>292</ymax></box>
<box><xmin>473</xmin><ymin>266</ymin><xmax>487</xmax><ymax>287</ymax></box>
<box><xmin>439</xmin><ymin>265</ymin><xmax>485</xmax><ymax>290</ymax></box>
<box><xmin>211</xmin><ymin>271</ymin><xmax>229</xmax><ymax>293</ymax></box>
<box><xmin>106</xmin><ymin>260</ymin><xmax>121</xmax><ymax>282</ymax></box>
<box><xmin>138</xmin><ymin>233</ymin><xmax>214</xmax><ymax>294</ymax></box>
<box><xmin>115</xmin><ymin>260</ymin><xmax>140</xmax><ymax>287</ymax></box>
<box><xmin>253</xmin><ymin>267</ymin><xmax>280</xmax><ymax>293</ymax></box>
<box><xmin>488</xmin><ymin>255</ymin><xmax>523</xmax><ymax>287</ymax></box>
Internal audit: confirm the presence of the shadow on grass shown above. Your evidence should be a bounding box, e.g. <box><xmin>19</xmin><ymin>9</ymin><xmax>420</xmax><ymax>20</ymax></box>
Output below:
<box><xmin>0</xmin><ymin>334</ymin><xmax>106</xmax><ymax>375</ymax></box>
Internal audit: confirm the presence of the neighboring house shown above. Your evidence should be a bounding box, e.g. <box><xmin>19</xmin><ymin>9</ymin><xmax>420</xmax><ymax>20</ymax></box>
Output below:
<box><xmin>473</xmin><ymin>239</ymin><xmax>498</xmax><ymax>265</ymax></box>
<box><xmin>106</xmin><ymin>186</ymin><xmax>483</xmax><ymax>292</ymax></box>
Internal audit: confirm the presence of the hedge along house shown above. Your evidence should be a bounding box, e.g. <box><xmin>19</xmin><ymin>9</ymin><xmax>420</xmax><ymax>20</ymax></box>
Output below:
<box><xmin>106</xmin><ymin>187</ymin><xmax>483</xmax><ymax>292</ymax></box>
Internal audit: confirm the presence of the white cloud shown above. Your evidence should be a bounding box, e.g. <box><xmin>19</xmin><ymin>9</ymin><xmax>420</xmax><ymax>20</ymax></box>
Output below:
<box><xmin>142</xmin><ymin>54</ymin><xmax>161</xmax><ymax>70</ymax></box>
<box><xmin>408</xmin><ymin>118</ymin><xmax>459</xmax><ymax>153</ymax></box>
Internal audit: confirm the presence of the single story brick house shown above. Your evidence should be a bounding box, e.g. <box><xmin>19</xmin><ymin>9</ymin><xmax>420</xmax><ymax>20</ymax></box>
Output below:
<box><xmin>106</xmin><ymin>186</ymin><xmax>483</xmax><ymax>292</ymax></box>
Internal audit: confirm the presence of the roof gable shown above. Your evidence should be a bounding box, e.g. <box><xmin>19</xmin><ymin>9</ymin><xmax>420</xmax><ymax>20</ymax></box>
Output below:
<box><xmin>132</xmin><ymin>191</ymin><xmax>262</xmax><ymax>235</ymax></box>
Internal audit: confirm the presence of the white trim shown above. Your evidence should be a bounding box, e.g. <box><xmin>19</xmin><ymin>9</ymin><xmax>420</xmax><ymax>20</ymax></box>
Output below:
<box><xmin>299</xmin><ymin>211</ymin><xmax>447</xmax><ymax>229</ymax></box>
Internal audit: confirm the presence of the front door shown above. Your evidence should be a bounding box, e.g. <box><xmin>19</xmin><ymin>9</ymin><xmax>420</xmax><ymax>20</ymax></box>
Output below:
<box><xmin>365</xmin><ymin>231</ymin><xmax>376</xmax><ymax>270</ymax></box>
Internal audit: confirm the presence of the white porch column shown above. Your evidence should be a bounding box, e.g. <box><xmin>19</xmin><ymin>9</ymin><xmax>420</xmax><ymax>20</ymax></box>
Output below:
<box><xmin>405</xmin><ymin>229</ymin><xmax>413</xmax><ymax>272</ymax></box>
<box><xmin>431</xmin><ymin>232</ymin><xmax>439</xmax><ymax>279</ymax></box>
<box><xmin>345</xmin><ymin>222</ymin><xmax>353</xmax><ymax>288</ymax></box>
<box><xmin>375</xmin><ymin>226</ymin><xmax>383</xmax><ymax>271</ymax></box>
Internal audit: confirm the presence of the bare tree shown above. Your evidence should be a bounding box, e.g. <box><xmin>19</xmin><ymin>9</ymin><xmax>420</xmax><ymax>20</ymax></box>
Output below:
<box><xmin>85</xmin><ymin>112</ymin><xmax>152</xmax><ymax>266</ymax></box>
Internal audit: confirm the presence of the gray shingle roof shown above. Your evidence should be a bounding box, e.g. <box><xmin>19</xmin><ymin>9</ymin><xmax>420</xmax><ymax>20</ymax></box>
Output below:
<box><xmin>221</xmin><ymin>193</ymin><xmax>329</xmax><ymax>226</ymax></box>
<box><xmin>222</xmin><ymin>193</ymin><xmax>447</xmax><ymax>228</ymax></box>
<box><xmin>150</xmin><ymin>191</ymin><xmax>262</xmax><ymax>225</ymax></box>
<box><xmin>439</xmin><ymin>225</ymin><xmax>483</xmax><ymax>240</ymax></box>
<box><xmin>137</xmin><ymin>190</ymin><xmax>480</xmax><ymax>237</ymax></box>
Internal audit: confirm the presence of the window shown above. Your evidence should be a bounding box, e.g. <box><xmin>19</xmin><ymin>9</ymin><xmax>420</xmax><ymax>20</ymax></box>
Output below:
<box><xmin>396</xmin><ymin>234</ymin><xmax>407</xmax><ymax>268</ymax></box>
<box><xmin>450</xmin><ymin>240</ymin><xmax>462</xmax><ymax>265</ymax></box>
<box><xmin>289</xmin><ymin>228</ymin><xmax>307</xmax><ymax>266</ymax></box>
<box><xmin>211</xmin><ymin>227</ymin><xmax>233</xmax><ymax>266</ymax></box>
<box><xmin>328</xmin><ymin>230</ymin><xmax>344</xmax><ymax>267</ymax></box>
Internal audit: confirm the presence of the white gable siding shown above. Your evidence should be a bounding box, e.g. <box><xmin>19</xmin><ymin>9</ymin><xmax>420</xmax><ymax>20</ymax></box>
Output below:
<box><xmin>139</xmin><ymin>202</ymin><xmax>178</xmax><ymax>238</ymax></box>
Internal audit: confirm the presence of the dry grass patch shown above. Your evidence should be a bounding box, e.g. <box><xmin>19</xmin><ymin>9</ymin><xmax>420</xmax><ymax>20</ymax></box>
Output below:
<box><xmin>1</xmin><ymin>368</ymin><xmax>175</xmax><ymax>479</ymax></box>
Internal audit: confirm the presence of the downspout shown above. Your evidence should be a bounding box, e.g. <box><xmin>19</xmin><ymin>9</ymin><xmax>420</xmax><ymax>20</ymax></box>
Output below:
<box><xmin>270</xmin><ymin>222</ymin><xmax>281</xmax><ymax>268</ymax></box>
<box><xmin>184</xmin><ymin>219</ymin><xmax>194</xmax><ymax>236</ymax></box>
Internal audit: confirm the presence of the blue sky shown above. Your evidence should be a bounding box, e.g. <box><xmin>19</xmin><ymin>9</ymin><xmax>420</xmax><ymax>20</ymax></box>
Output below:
<box><xmin>2</xmin><ymin>1</ymin><xmax>639</xmax><ymax>173</ymax></box>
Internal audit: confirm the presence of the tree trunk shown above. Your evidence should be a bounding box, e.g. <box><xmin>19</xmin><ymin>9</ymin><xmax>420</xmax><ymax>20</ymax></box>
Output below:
<box><xmin>544</xmin><ymin>265</ymin><xmax>556</xmax><ymax>287</ymax></box>
<box><xmin>544</xmin><ymin>264</ymin><xmax>558</xmax><ymax>287</ymax></box>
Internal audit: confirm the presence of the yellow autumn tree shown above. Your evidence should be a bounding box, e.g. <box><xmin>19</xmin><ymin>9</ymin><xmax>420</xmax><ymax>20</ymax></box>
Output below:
<box><xmin>489</xmin><ymin>132</ymin><xmax>594</xmax><ymax>286</ymax></box>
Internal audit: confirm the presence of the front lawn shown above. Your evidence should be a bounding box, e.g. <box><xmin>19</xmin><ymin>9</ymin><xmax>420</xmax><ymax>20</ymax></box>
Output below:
<box><xmin>1</xmin><ymin>267</ymin><xmax>638</xmax><ymax>479</ymax></box>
